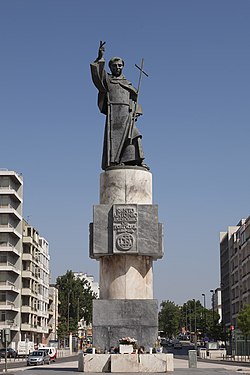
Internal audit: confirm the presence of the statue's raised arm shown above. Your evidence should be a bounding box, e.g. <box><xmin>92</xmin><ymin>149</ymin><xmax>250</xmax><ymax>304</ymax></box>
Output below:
<box><xmin>90</xmin><ymin>42</ymin><xmax>149</xmax><ymax>171</ymax></box>
<box><xmin>94</xmin><ymin>41</ymin><xmax>106</xmax><ymax>62</ymax></box>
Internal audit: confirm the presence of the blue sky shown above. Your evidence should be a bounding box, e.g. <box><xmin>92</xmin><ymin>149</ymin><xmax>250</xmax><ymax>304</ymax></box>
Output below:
<box><xmin>1</xmin><ymin>0</ymin><xmax>249</xmax><ymax>306</ymax></box>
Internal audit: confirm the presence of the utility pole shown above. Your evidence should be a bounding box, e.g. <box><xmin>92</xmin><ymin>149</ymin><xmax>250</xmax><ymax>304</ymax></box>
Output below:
<box><xmin>193</xmin><ymin>299</ymin><xmax>197</xmax><ymax>350</ymax></box>
<box><xmin>210</xmin><ymin>290</ymin><xmax>215</xmax><ymax>339</ymax></box>
<box><xmin>67</xmin><ymin>290</ymin><xmax>71</xmax><ymax>333</ymax></box>
<box><xmin>202</xmin><ymin>293</ymin><xmax>206</xmax><ymax>340</ymax></box>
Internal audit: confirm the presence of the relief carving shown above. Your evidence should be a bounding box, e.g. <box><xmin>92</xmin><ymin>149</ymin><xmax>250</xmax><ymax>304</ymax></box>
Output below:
<box><xmin>113</xmin><ymin>205</ymin><xmax>137</xmax><ymax>253</ymax></box>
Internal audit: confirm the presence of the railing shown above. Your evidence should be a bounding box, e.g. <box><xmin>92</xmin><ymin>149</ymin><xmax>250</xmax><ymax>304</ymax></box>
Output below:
<box><xmin>0</xmin><ymin>223</ymin><xmax>11</xmax><ymax>228</ymax></box>
<box><xmin>0</xmin><ymin>260</ymin><xmax>16</xmax><ymax>267</ymax></box>
<box><xmin>0</xmin><ymin>280</ymin><xmax>15</xmax><ymax>287</ymax></box>
<box><xmin>0</xmin><ymin>186</ymin><xmax>16</xmax><ymax>191</ymax></box>
<box><xmin>222</xmin><ymin>354</ymin><xmax>250</xmax><ymax>362</ymax></box>
<box><xmin>0</xmin><ymin>204</ymin><xmax>18</xmax><ymax>210</ymax></box>
<box><xmin>0</xmin><ymin>300</ymin><xmax>15</xmax><ymax>307</ymax></box>
<box><xmin>0</xmin><ymin>243</ymin><xmax>16</xmax><ymax>250</ymax></box>
<box><xmin>0</xmin><ymin>320</ymin><xmax>18</xmax><ymax>328</ymax></box>
<box><xmin>0</xmin><ymin>280</ymin><xmax>19</xmax><ymax>291</ymax></box>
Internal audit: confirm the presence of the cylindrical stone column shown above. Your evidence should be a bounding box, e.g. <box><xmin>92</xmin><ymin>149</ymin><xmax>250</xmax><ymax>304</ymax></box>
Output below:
<box><xmin>100</xmin><ymin>166</ymin><xmax>152</xmax><ymax>205</ymax></box>
<box><xmin>99</xmin><ymin>166</ymin><xmax>153</xmax><ymax>299</ymax></box>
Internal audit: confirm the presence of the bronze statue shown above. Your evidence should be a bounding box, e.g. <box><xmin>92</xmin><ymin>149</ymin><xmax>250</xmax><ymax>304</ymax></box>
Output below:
<box><xmin>90</xmin><ymin>41</ymin><xmax>149</xmax><ymax>170</ymax></box>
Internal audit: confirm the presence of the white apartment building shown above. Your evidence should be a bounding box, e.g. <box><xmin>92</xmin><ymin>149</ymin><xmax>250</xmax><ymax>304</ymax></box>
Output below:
<box><xmin>22</xmin><ymin>222</ymin><xmax>50</xmax><ymax>344</ymax></box>
<box><xmin>73</xmin><ymin>272</ymin><xmax>99</xmax><ymax>344</ymax></box>
<box><xmin>212</xmin><ymin>288</ymin><xmax>222</xmax><ymax>323</ymax></box>
<box><xmin>48</xmin><ymin>284</ymin><xmax>59</xmax><ymax>342</ymax></box>
<box><xmin>220</xmin><ymin>217</ymin><xmax>250</xmax><ymax>329</ymax></box>
<box><xmin>0</xmin><ymin>170</ymin><xmax>23</xmax><ymax>344</ymax></box>
<box><xmin>74</xmin><ymin>272</ymin><xmax>99</xmax><ymax>298</ymax></box>
<box><xmin>0</xmin><ymin>170</ymin><xmax>57</xmax><ymax>347</ymax></box>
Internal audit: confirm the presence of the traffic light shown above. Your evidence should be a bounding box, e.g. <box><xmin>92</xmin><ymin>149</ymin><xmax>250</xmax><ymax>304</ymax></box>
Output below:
<box><xmin>0</xmin><ymin>329</ymin><xmax>5</xmax><ymax>343</ymax></box>
<box><xmin>1</xmin><ymin>329</ymin><xmax>6</xmax><ymax>343</ymax></box>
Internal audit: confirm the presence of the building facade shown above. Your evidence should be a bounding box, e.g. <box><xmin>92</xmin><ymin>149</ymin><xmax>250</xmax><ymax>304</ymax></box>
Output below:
<box><xmin>48</xmin><ymin>284</ymin><xmax>59</xmax><ymax>342</ymax></box>
<box><xmin>74</xmin><ymin>272</ymin><xmax>99</xmax><ymax>298</ymax></box>
<box><xmin>73</xmin><ymin>272</ymin><xmax>99</xmax><ymax>346</ymax></box>
<box><xmin>220</xmin><ymin>217</ymin><xmax>250</xmax><ymax>329</ymax></box>
<box><xmin>0</xmin><ymin>170</ymin><xmax>57</xmax><ymax>348</ymax></box>
<box><xmin>21</xmin><ymin>221</ymin><xmax>50</xmax><ymax>344</ymax></box>
<box><xmin>0</xmin><ymin>170</ymin><xmax>23</xmax><ymax>344</ymax></box>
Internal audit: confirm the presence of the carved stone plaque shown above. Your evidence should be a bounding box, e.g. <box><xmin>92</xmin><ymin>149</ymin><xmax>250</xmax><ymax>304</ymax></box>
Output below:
<box><xmin>113</xmin><ymin>204</ymin><xmax>138</xmax><ymax>253</ymax></box>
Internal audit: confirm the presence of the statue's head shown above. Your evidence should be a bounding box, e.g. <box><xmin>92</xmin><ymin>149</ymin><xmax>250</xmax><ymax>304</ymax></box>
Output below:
<box><xmin>109</xmin><ymin>57</ymin><xmax>124</xmax><ymax>77</ymax></box>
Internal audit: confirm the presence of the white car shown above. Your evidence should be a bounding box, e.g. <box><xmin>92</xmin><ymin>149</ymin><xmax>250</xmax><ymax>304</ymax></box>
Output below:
<box><xmin>27</xmin><ymin>350</ymin><xmax>50</xmax><ymax>366</ymax></box>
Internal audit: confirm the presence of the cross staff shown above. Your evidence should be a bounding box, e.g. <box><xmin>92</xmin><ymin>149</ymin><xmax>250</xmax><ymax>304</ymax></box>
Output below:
<box><xmin>128</xmin><ymin>58</ymin><xmax>149</xmax><ymax>143</ymax></box>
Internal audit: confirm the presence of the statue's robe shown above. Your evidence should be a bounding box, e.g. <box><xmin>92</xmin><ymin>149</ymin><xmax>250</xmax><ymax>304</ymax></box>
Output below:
<box><xmin>90</xmin><ymin>59</ymin><xmax>144</xmax><ymax>170</ymax></box>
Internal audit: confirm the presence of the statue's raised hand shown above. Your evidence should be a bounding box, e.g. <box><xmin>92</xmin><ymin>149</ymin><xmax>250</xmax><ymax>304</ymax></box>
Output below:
<box><xmin>96</xmin><ymin>41</ymin><xmax>106</xmax><ymax>61</ymax></box>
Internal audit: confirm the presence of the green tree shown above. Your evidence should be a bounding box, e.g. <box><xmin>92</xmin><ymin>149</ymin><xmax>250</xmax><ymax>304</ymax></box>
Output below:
<box><xmin>180</xmin><ymin>300</ymin><xmax>204</xmax><ymax>335</ymax></box>
<box><xmin>180</xmin><ymin>299</ymin><xmax>223</xmax><ymax>342</ymax></box>
<box><xmin>237</xmin><ymin>304</ymin><xmax>250</xmax><ymax>355</ymax></box>
<box><xmin>158</xmin><ymin>300</ymin><xmax>181</xmax><ymax>338</ymax></box>
<box><xmin>56</xmin><ymin>270</ymin><xmax>96</xmax><ymax>339</ymax></box>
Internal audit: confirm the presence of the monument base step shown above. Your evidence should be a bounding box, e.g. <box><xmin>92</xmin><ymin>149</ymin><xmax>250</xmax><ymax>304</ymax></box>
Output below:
<box><xmin>78</xmin><ymin>353</ymin><xmax>174</xmax><ymax>372</ymax></box>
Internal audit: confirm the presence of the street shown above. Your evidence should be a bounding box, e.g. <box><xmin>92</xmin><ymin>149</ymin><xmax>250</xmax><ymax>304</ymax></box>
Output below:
<box><xmin>1</xmin><ymin>351</ymin><xmax>250</xmax><ymax>375</ymax></box>
<box><xmin>0</xmin><ymin>355</ymin><xmax>78</xmax><ymax>373</ymax></box>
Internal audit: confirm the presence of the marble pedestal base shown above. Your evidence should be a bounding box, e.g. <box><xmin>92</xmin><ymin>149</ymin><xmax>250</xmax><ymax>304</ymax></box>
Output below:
<box><xmin>92</xmin><ymin>299</ymin><xmax>158</xmax><ymax>351</ymax></box>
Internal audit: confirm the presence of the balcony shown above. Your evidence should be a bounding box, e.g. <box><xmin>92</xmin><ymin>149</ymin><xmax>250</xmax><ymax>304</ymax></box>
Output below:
<box><xmin>36</xmin><ymin>326</ymin><xmax>48</xmax><ymax>334</ymax></box>
<box><xmin>0</xmin><ymin>244</ymin><xmax>19</xmax><ymax>256</ymax></box>
<box><xmin>21</xmin><ymin>305</ymin><xmax>32</xmax><ymax>313</ymax></box>
<box><xmin>0</xmin><ymin>223</ymin><xmax>22</xmax><ymax>238</ymax></box>
<box><xmin>0</xmin><ymin>320</ymin><xmax>19</xmax><ymax>330</ymax></box>
<box><xmin>21</xmin><ymin>323</ymin><xmax>31</xmax><ymax>331</ymax></box>
<box><xmin>48</xmin><ymin>306</ymin><xmax>54</xmax><ymax>315</ymax></box>
<box><xmin>0</xmin><ymin>300</ymin><xmax>19</xmax><ymax>311</ymax></box>
<box><xmin>0</xmin><ymin>281</ymin><xmax>20</xmax><ymax>293</ymax></box>
<box><xmin>0</xmin><ymin>186</ymin><xmax>22</xmax><ymax>202</ymax></box>
<box><xmin>22</xmin><ymin>253</ymin><xmax>33</xmax><ymax>262</ymax></box>
<box><xmin>0</xmin><ymin>206</ymin><xmax>22</xmax><ymax>221</ymax></box>
<box><xmin>0</xmin><ymin>261</ymin><xmax>21</xmax><ymax>274</ymax></box>
<box><xmin>22</xmin><ymin>270</ymin><xmax>37</xmax><ymax>280</ymax></box>
<box><xmin>37</xmin><ymin>310</ymin><xmax>49</xmax><ymax>318</ymax></box>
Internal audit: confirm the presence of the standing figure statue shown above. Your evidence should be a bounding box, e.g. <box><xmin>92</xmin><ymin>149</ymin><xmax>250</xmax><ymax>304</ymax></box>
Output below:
<box><xmin>90</xmin><ymin>41</ymin><xmax>148</xmax><ymax>170</ymax></box>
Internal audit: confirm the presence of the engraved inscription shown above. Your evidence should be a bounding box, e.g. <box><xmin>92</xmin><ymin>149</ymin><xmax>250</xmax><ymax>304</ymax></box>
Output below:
<box><xmin>113</xmin><ymin>205</ymin><xmax>137</xmax><ymax>253</ymax></box>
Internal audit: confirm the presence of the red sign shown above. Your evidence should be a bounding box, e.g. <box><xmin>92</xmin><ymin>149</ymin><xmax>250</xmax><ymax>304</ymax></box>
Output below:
<box><xmin>230</xmin><ymin>325</ymin><xmax>234</xmax><ymax>331</ymax></box>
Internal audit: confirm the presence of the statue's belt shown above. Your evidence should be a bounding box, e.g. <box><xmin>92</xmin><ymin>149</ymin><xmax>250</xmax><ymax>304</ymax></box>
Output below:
<box><xmin>108</xmin><ymin>102</ymin><xmax>130</xmax><ymax>106</ymax></box>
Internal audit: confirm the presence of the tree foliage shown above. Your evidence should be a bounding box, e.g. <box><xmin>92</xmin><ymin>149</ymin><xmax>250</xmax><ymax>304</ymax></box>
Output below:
<box><xmin>158</xmin><ymin>298</ymin><xmax>223</xmax><ymax>341</ymax></box>
<box><xmin>158</xmin><ymin>300</ymin><xmax>181</xmax><ymax>338</ymax></box>
<box><xmin>237</xmin><ymin>304</ymin><xmax>250</xmax><ymax>338</ymax></box>
<box><xmin>180</xmin><ymin>299</ymin><xmax>222</xmax><ymax>340</ymax></box>
<box><xmin>56</xmin><ymin>270</ymin><xmax>96</xmax><ymax>339</ymax></box>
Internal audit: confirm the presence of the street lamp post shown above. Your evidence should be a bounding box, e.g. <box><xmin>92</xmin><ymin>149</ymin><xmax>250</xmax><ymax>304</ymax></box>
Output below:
<box><xmin>67</xmin><ymin>291</ymin><xmax>71</xmax><ymax>333</ymax></box>
<box><xmin>202</xmin><ymin>293</ymin><xmax>206</xmax><ymax>342</ymax></box>
<box><xmin>210</xmin><ymin>289</ymin><xmax>215</xmax><ymax>338</ymax></box>
<box><xmin>193</xmin><ymin>299</ymin><xmax>197</xmax><ymax>349</ymax></box>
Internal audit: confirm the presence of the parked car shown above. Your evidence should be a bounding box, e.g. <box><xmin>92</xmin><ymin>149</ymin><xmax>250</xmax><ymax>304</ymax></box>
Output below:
<box><xmin>0</xmin><ymin>348</ymin><xmax>18</xmax><ymax>358</ymax></box>
<box><xmin>38</xmin><ymin>347</ymin><xmax>57</xmax><ymax>362</ymax></box>
<box><xmin>173</xmin><ymin>341</ymin><xmax>183</xmax><ymax>349</ymax></box>
<box><xmin>84</xmin><ymin>348</ymin><xmax>94</xmax><ymax>354</ymax></box>
<box><xmin>27</xmin><ymin>350</ymin><xmax>50</xmax><ymax>366</ymax></box>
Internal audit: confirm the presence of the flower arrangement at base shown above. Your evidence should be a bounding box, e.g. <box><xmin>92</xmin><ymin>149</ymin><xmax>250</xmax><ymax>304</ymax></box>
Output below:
<box><xmin>119</xmin><ymin>337</ymin><xmax>137</xmax><ymax>345</ymax></box>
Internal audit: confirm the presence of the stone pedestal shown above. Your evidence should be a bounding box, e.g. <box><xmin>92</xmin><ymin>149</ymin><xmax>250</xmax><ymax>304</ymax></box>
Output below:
<box><xmin>92</xmin><ymin>299</ymin><xmax>158</xmax><ymax>350</ymax></box>
<box><xmin>78</xmin><ymin>353</ymin><xmax>174</xmax><ymax>373</ymax></box>
<box><xmin>89</xmin><ymin>166</ymin><xmax>163</xmax><ymax>351</ymax></box>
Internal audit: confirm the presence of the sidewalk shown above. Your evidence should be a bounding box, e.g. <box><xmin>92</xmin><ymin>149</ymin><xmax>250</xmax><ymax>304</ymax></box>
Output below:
<box><xmin>174</xmin><ymin>357</ymin><xmax>250</xmax><ymax>373</ymax></box>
